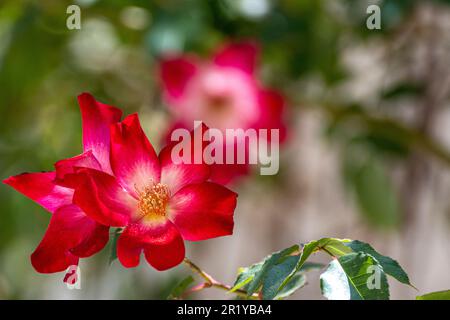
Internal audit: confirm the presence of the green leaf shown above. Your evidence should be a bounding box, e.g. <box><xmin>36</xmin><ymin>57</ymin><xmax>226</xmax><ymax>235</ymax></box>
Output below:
<box><xmin>320</xmin><ymin>252</ymin><xmax>390</xmax><ymax>300</ymax></box>
<box><xmin>273</xmin><ymin>274</ymin><xmax>306</xmax><ymax>300</ymax></box>
<box><xmin>231</xmin><ymin>263</ymin><xmax>262</xmax><ymax>293</ymax></box>
<box><xmin>280</xmin><ymin>238</ymin><xmax>352</xmax><ymax>290</ymax></box>
<box><xmin>261</xmin><ymin>259</ymin><xmax>323</xmax><ymax>300</ymax></box>
<box><xmin>416</xmin><ymin>290</ymin><xmax>450</xmax><ymax>300</ymax></box>
<box><xmin>230</xmin><ymin>265</ymin><xmax>260</xmax><ymax>293</ymax></box>
<box><xmin>231</xmin><ymin>245</ymin><xmax>299</xmax><ymax>296</ymax></box>
<box><xmin>317</xmin><ymin>238</ymin><xmax>353</xmax><ymax>257</ymax></box>
<box><xmin>346</xmin><ymin>240</ymin><xmax>413</xmax><ymax>286</ymax></box>
<box><xmin>232</xmin><ymin>239</ymin><xmax>410</xmax><ymax>300</ymax></box>
<box><xmin>261</xmin><ymin>255</ymin><xmax>301</xmax><ymax>300</ymax></box>
<box><xmin>108</xmin><ymin>228</ymin><xmax>121</xmax><ymax>265</ymax></box>
<box><xmin>167</xmin><ymin>276</ymin><xmax>195</xmax><ymax>300</ymax></box>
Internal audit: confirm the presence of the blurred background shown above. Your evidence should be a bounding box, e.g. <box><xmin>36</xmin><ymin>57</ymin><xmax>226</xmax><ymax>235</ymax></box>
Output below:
<box><xmin>1</xmin><ymin>0</ymin><xmax>450</xmax><ymax>299</ymax></box>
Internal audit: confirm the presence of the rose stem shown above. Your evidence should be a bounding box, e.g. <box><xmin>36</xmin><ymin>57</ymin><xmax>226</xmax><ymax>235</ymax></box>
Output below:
<box><xmin>182</xmin><ymin>257</ymin><xmax>259</xmax><ymax>299</ymax></box>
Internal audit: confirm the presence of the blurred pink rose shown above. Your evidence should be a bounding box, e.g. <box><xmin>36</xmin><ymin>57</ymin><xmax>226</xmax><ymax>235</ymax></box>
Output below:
<box><xmin>159</xmin><ymin>41</ymin><xmax>287</xmax><ymax>184</ymax></box>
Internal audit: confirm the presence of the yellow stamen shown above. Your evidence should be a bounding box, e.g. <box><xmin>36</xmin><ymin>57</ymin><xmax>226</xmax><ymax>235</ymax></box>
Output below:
<box><xmin>136</xmin><ymin>182</ymin><xmax>170</xmax><ymax>220</ymax></box>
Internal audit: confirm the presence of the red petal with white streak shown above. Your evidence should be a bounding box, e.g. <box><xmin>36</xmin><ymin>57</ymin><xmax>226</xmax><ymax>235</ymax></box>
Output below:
<box><xmin>54</xmin><ymin>150</ymin><xmax>102</xmax><ymax>188</ymax></box>
<box><xmin>78</xmin><ymin>92</ymin><xmax>122</xmax><ymax>174</ymax></box>
<box><xmin>159</xmin><ymin>124</ymin><xmax>210</xmax><ymax>195</ymax></box>
<box><xmin>3</xmin><ymin>172</ymin><xmax>73</xmax><ymax>213</ymax></box>
<box><xmin>117</xmin><ymin>220</ymin><xmax>185</xmax><ymax>270</ymax></box>
<box><xmin>73</xmin><ymin>168</ymin><xmax>136</xmax><ymax>227</ymax></box>
<box><xmin>168</xmin><ymin>182</ymin><xmax>237</xmax><ymax>241</ymax></box>
<box><xmin>110</xmin><ymin>114</ymin><xmax>161</xmax><ymax>198</ymax></box>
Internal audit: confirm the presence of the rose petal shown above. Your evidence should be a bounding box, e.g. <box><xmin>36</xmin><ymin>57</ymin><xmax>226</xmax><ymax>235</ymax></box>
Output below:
<box><xmin>117</xmin><ymin>220</ymin><xmax>185</xmax><ymax>270</ymax></box>
<box><xmin>78</xmin><ymin>92</ymin><xmax>122</xmax><ymax>174</ymax></box>
<box><xmin>256</xmin><ymin>89</ymin><xmax>287</xmax><ymax>142</ymax></box>
<box><xmin>110</xmin><ymin>114</ymin><xmax>161</xmax><ymax>197</ymax></box>
<box><xmin>70</xmin><ymin>222</ymin><xmax>109</xmax><ymax>258</ymax></box>
<box><xmin>213</xmin><ymin>42</ymin><xmax>259</xmax><ymax>75</ymax></box>
<box><xmin>63</xmin><ymin>264</ymin><xmax>80</xmax><ymax>284</ymax></box>
<box><xmin>54</xmin><ymin>150</ymin><xmax>102</xmax><ymax>188</ymax></box>
<box><xmin>168</xmin><ymin>182</ymin><xmax>237</xmax><ymax>241</ymax></box>
<box><xmin>209</xmin><ymin>163</ymin><xmax>250</xmax><ymax>185</ymax></box>
<box><xmin>143</xmin><ymin>233</ymin><xmax>185</xmax><ymax>271</ymax></box>
<box><xmin>3</xmin><ymin>172</ymin><xmax>73</xmax><ymax>213</ymax></box>
<box><xmin>160</xmin><ymin>56</ymin><xmax>198</xmax><ymax>101</ymax></box>
<box><xmin>31</xmin><ymin>204</ymin><xmax>105</xmax><ymax>273</ymax></box>
<box><xmin>73</xmin><ymin>168</ymin><xmax>136</xmax><ymax>227</ymax></box>
<box><xmin>160</xmin><ymin>124</ymin><xmax>210</xmax><ymax>195</ymax></box>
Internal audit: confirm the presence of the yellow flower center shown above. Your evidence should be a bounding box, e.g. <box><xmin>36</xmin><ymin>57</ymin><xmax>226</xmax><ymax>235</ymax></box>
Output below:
<box><xmin>136</xmin><ymin>183</ymin><xmax>170</xmax><ymax>221</ymax></box>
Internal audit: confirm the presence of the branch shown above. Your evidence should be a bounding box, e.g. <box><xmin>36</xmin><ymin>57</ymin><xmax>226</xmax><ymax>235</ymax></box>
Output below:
<box><xmin>182</xmin><ymin>258</ymin><xmax>259</xmax><ymax>299</ymax></box>
<box><xmin>305</xmin><ymin>102</ymin><xmax>450</xmax><ymax>166</ymax></box>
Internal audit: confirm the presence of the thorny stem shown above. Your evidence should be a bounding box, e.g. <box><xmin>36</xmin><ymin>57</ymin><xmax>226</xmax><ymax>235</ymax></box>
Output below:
<box><xmin>182</xmin><ymin>258</ymin><xmax>259</xmax><ymax>299</ymax></box>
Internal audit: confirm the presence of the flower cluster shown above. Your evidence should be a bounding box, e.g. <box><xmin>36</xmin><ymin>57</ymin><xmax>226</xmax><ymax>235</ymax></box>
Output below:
<box><xmin>3</xmin><ymin>41</ymin><xmax>286</xmax><ymax>280</ymax></box>
<box><xmin>3</xmin><ymin>93</ymin><xmax>237</xmax><ymax>275</ymax></box>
